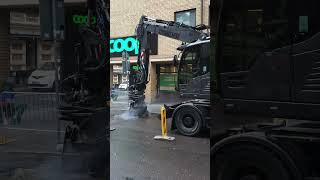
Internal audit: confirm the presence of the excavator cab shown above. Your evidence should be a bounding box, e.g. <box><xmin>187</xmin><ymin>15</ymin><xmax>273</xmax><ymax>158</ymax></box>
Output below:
<box><xmin>177</xmin><ymin>38</ymin><xmax>210</xmax><ymax>99</ymax></box>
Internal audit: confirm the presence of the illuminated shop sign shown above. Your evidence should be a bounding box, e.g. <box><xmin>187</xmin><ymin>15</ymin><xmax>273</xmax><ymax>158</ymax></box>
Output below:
<box><xmin>110</xmin><ymin>37</ymin><xmax>139</xmax><ymax>55</ymax></box>
<box><xmin>110</xmin><ymin>35</ymin><xmax>158</xmax><ymax>58</ymax></box>
<box><xmin>73</xmin><ymin>15</ymin><xmax>96</xmax><ymax>25</ymax></box>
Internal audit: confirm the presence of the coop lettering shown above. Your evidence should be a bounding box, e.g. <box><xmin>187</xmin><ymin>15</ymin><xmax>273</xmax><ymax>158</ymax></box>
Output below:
<box><xmin>110</xmin><ymin>37</ymin><xmax>139</xmax><ymax>55</ymax></box>
<box><xmin>73</xmin><ymin>15</ymin><xmax>96</xmax><ymax>25</ymax></box>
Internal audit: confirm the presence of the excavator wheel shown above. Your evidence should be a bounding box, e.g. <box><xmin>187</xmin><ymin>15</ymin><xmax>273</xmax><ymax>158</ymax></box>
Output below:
<box><xmin>174</xmin><ymin>105</ymin><xmax>202</xmax><ymax>136</ymax></box>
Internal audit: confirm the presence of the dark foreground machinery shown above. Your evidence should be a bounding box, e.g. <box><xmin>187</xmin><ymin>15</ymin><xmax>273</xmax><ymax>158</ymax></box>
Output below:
<box><xmin>129</xmin><ymin>15</ymin><xmax>211</xmax><ymax>136</ymax></box>
<box><xmin>211</xmin><ymin>0</ymin><xmax>320</xmax><ymax>179</ymax></box>
<box><xmin>58</xmin><ymin>0</ymin><xmax>109</xmax><ymax>178</ymax></box>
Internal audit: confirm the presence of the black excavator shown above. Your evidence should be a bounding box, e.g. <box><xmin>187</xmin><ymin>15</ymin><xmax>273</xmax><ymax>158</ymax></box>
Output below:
<box><xmin>128</xmin><ymin>15</ymin><xmax>211</xmax><ymax>136</ymax></box>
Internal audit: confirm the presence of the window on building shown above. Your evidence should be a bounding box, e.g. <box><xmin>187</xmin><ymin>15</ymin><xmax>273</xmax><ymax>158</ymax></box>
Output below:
<box><xmin>41</xmin><ymin>54</ymin><xmax>52</xmax><ymax>61</ymax></box>
<box><xmin>12</xmin><ymin>54</ymin><xmax>23</xmax><ymax>61</ymax></box>
<box><xmin>11</xmin><ymin>42</ymin><xmax>23</xmax><ymax>50</ymax></box>
<box><xmin>175</xmin><ymin>9</ymin><xmax>196</xmax><ymax>27</ymax></box>
<box><xmin>122</xmin><ymin>75</ymin><xmax>128</xmax><ymax>83</ymax></box>
<box><xmin>113</xmin><ymin>74</ymin><xmax>118</xmax><ymax>84</ymax></box>
<box><xmin>159</xmin><ymin>64</ymin><xmax>177</xmax><ymax>92</ymax></box>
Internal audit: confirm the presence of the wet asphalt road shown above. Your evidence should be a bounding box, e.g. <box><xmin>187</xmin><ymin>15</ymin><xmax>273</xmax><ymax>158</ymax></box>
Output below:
<box><xmin>110</xmin><ymin>91</ymin><xmax>210</xmax><ymax>180</ymax></box>
<box><xmin>0</xmin><ymin>127</ymin><xmax>99</xmax><ymax>180</ymax></box>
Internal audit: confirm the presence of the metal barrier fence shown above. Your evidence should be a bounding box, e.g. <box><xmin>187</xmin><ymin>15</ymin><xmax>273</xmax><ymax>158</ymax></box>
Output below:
<box><xmin>0</xmin><ymin>91</ymin><xmax>63</xmax><ymax>129</ymax></box>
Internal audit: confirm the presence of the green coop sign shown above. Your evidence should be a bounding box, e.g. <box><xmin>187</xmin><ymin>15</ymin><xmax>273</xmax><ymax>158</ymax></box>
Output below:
<box><xmin>73</xmin><ymin>15</ymin><xmax>96</xmax><ymax>25</ymax></box>
<box><xmin>110</xmin><ymin>37</ymin><xmax>139</xmax><ymax>56</ymax></box>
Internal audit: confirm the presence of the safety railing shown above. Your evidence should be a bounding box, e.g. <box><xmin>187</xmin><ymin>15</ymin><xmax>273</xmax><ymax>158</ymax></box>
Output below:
<box><xmin>0</xmin><ymin>91</ymin><xmax>63</xmax><ymax>129</ymax></box>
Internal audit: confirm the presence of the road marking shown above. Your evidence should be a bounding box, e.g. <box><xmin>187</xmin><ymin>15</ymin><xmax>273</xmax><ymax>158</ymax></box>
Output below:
<box><xmin>1</xmin><ymin>127</ymin><xmax>65</xmax><ymax>133</ymax></box>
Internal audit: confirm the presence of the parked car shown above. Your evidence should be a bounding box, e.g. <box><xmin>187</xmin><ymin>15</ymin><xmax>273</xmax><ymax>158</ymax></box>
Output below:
<box><xmin>27</xmin><ymin>62</ymin><xmax>59</xmax><ymax>91</ymax></box>
<box><xmin>118</xmin><ymin>82</ymin><xmax>128</xmax><ymax>90</ymax></box>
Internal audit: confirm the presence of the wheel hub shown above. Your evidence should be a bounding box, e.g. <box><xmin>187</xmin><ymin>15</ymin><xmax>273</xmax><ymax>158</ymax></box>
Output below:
<box><xmin>183</xmin><ymin>116</ymin><xmax>195</xmax><ymax>128</ymax></box>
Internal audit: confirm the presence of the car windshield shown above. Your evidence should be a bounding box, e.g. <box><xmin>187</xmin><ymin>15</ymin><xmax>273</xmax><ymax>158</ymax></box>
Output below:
<box><xmin>39</xmin><ymin>62</ymin><xmax>55</xmax><ymax>70</ymax></box>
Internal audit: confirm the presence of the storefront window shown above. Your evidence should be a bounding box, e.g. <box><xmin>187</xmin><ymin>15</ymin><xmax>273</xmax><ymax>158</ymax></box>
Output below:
<box><xmin>159</xmin><ymin>65</ymin><xmax>177</xmax><ymax>92</ymax></box>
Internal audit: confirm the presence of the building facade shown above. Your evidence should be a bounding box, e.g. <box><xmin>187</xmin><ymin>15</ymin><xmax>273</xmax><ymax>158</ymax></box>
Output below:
<box><xmin>110</xmin><ymin>0</ymin><xmax>210</xmax><ymax>103</ymax></box>
<box><xmin>9</xmin><ymin>10</ymin><xmax>55</xmax><ymax>84</ymax></box>
<box><xmin>0</xmin><ymin>0</ymin><xmax>87</xmax><ymax>87</ymax></box>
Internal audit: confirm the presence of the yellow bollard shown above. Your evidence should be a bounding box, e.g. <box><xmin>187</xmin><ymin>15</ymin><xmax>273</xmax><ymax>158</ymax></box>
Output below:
<box><xmin>161</xmin><ymin>106</ymin><xmax>167</xmax><ymax>137</ymax></box>
<box><xmin>154</xmin><ymin>106</ymin><xmax>175</xmax><ymax>141</ymax></box>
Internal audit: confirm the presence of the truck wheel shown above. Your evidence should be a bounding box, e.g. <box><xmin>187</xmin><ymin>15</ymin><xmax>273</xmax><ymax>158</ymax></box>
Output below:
<box><xmin>212</xmin><ymin>144</ymin><xmax>294</xmax><ymax>180</ymax></box>
<box><xmin>174</xmin><ymin>106</ymin><xmax>202</xmax><ymax>136</ymax></box>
